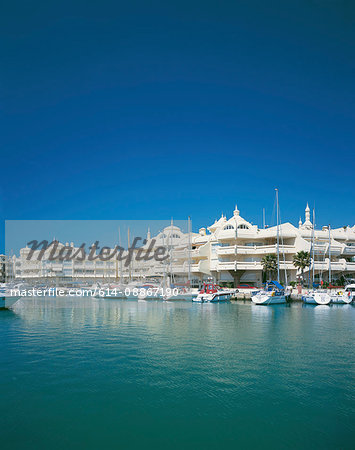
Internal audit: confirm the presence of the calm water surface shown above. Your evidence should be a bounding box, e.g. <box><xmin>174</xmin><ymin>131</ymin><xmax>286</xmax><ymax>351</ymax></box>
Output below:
<box><xmin>1</xmin><ymin>297</ymin><xmax>354</xmax><ymax>449</ymax></box>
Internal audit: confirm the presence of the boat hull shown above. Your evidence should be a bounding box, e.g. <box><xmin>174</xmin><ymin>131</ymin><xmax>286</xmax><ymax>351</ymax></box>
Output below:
<box><xmin>164</xmin><ymin>293</ymin><xmax>194</xmax><ymax>301</ymax></box>
<box><xmin>302</xmin><ymin>293</ymin><xmax>331</xmax><ymax>305</ymax></box>
<box><xmin>331</xmin><ymin>295</ymin><xmax>352</xmax><ymax>304</ymax></box>
<box><xmin>0</xmin><ymin>296</ymin><xmax>21</xmax><ymax>309</ymax></box>
<box><xmin>251</xmin><ymin>294</ymin><xmax>286</xmax><ymax>305</ymax></box>
<box><xmin>192</xmin><ymin>293</ymin><xmax>231</xmax><ymax>303</ymax></box>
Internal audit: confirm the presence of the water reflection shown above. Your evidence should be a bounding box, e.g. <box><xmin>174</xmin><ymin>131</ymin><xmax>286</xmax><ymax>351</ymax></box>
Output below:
<box><xmin>2</xmin><ymin>296</ymin><xmax>355</xmax><ymax>450</ymax></box>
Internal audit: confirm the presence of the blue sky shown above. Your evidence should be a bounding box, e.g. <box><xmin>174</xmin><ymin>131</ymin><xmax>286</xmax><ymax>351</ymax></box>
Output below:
<box><xmin>1</xmin><ymin>0</ymin><xmax>354</xmax><ymax>252</ymax></box>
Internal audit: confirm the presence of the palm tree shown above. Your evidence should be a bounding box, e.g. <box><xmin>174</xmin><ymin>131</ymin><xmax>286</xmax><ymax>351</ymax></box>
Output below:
<box><xmin>293</xmin><ymin>251</ymin><xmax>310</xmax><ymax>285</ymax></box>
<box><xmin>261</xmin><ymin>254</ymin><xmax>278</xmax><ymax>281</ymax></box>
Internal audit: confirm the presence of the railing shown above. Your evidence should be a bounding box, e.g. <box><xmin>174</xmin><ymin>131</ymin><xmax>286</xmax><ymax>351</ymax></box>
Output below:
<box><xmin>235</xmin><ymin>244</ymin><xmax>294</xmax><ymax>254</ymax></box>
<box><xmin>329</xmin><ymin>261</ymin><xmax>346</xmax><ymax>270</ymax></box>
<box><xmin>217</xmin><ymin>261</ymin><xmax>236</xmax><ymax>271</ymax></box>
<box><xmin>191</xmin><ymin>263</ymin><xmax>201</xmax><ymax>272</ymax></box>
<box><xmin>216</xmin><ymin>244</ymin><xmax>296</xmax><ymax>256</ymax></box>
<box><xmin>235</xmin><ymin>261</ymin><xmax>262</xmax><ymax>270</ymax></box>
<box><xmin>217</xmin><ymin>246</ymin><xmax>236</xmax><ymax>256</ymax></box>
<box><xmin>216</xmin><ymin>260</ymin><xmax>295</xmax><ymax>271</ymax></box>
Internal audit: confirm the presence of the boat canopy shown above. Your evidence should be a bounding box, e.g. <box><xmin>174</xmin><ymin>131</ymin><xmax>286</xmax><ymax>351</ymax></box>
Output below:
<box><xmin>269</xmin><ymin>280</ymin><xmax>284</xmax><ymax>290</ymax></box>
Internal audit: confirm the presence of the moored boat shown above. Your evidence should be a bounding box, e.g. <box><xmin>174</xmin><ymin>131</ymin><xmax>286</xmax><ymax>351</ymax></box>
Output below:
<box><xmin>344</xmin><ymin>284</ymin><xmax>355</xmax><ymax>302</ymax></box>
<box><xmin>302</xmin><ymin>290</ymin><xmax>331</xmax><ymax>305</ymax></box>
<box><xmin>0</xmin><ymin>294</ymin><xmax>21</xmax><ymax>309</ymax></box>
<box><xmin>301</xmin><ymin>207</ymin><xmax>331</xmax><ymax>305</ymax></box>
<box><xmin>251</xmin><ymin>281</ymin><xmax>286</xmax><ymax>305</ymax></box>
<box><xmin>192</xmin><ymin>281</ymin><xmax>232</xmax><ymax>303</ymax></box>
<box><xmin>330</xmin><ymin>289</ymin><xmax>353</xmax><ymax>304</ymax></box>
<box><xmin>0</xmin><ymin>283</ymin><xmax>22</xmax><ymax>309</ymax></box>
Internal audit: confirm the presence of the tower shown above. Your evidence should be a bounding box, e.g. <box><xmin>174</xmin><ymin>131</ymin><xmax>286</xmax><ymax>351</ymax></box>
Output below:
<box><xmin>303</xmin><ymin>203</ymin><xmax>312</xmax><ymax>229</ymax></box>
<box><xmin>305</xmin><ymin>203</ymin><xmax>310</xmax><ymax>223</ymax></box>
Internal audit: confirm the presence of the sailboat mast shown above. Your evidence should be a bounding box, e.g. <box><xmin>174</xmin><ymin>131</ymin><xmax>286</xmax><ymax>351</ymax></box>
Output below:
<box><xmin>328</xmin><ymin>224</ymin><xmax>331</xmax><ymax>285</ymax></box>
<box><xmin>312</xmin><ymin>209</ymin><xmax>315</xmax><ymax>285</ymax></box>
<box><xmin>170</xmin><ymin>218</ymin><xmax>173</xmax><ymax>287</ymax></box>
<box><xmin>188</xmin><ymin>216</ymin><xmax>191</xmax><ymax>290</ymax></box>
<box><xmin>115</xmin><ymin>227</ymin><xmax>119</xmax><ymax>281</ymax></box>
<box><xmin>164</xmin><ymin>229</ymin><xmax>168</xmax><ymax>288</ymax></box>
<box><xmin>118</xmin><ymin>227</ymin><xmax>122</xmax><ymax>283</ymax></box>
<box><xmin>127</xmin><ymin>227</ymin><xmax>131</xmax><ymax>283</ymax></box>
<box><xmin>276</xmin><ymin>189</ymin><xmax>280</xmax><ymax>283</ymax></box>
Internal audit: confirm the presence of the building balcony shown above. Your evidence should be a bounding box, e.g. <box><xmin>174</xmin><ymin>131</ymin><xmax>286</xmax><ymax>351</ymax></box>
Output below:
<box><xmin>235</xmin><ymin>244</ymin><xmax>295</xmax><ymax>255</ymax></box>
<box><xmin>311</xmin><ymin>259</ymin><xmax>346</xmax><ymax>271</ymax></box>
<box><xmin>312</xmin><ymin>261</ymin><xmax>328</xmax><ymax>271</ymax></box>
<box><xmin>217</xmin><ymin>246</ymin><xmax>236</xmax><ymax>256</ymax></box>
<box><xmin>191</xmin><ymin>261</ymin><xmax>210</xmax><ymax>273</ymax></box>
<box><xmin>329</xmin><ymin>261</ymin><xmax>346</xmax><ymax>271</ymax></box>
<box><xmin>173</xmin><ymin>248</ymin><xmax>201</xmax><ymax>259</ymax></box>
<box><xmin>191</xmin><ymin>263</ymin><xmax>200</xmax><ymax>273</ymax></box>
<box><xmin>236</xmin><ymin>261</ymin><xmax>262</xmax><ymax>270</ymax></box>
<box><xmin>216</xmin><ymin>260</ymin><xmax>295</xmax><ymax>272</ymax></box>
<box><xmin>217</xmin><ymin>261</ymin><xmax>236</xmax><ymax>271</ymax></box>
<box><xmin>345</xmin><ymin>262</ymin><xmax>355</xmax><ymax>271</ymax></box>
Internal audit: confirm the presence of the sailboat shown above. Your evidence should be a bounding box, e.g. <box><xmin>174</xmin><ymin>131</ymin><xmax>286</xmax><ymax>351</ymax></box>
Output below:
<box><xmin>302</xmin><ymin>209</ymin><xmax>331</xmax><ymax>305</ymax></box>
<box><xmin>165</xmin><ymin>217</ymin><xmax>196</xmax><ymax>301</ymax></box>
<box><xmin>331</xmin><ymin>289</ymin><xmax>353</xmax><ymax>304</ymax></box>
<box><xmin>327</xmin><ymin>225</ymin><xmax>352</xmax><ymax>304</ymax></box>
<box><xmin>252</xmin><ymin>189</ymin><xmax>286</xmax><ymax>305</ymax></box>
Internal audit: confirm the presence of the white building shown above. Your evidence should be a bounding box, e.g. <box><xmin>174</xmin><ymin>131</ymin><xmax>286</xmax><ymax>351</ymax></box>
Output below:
<box><xmin>8</xmin><ymin>205</ymin><xmax>355</xmax><ymax>287</ymax></box>
<box><xmin>189</xmin><ymin>204</ymin><xmax>355</xmax><ymax>286</ymax></box>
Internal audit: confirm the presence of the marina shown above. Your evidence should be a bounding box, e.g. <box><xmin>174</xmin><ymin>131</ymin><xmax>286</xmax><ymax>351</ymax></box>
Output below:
<box><xmin>2</xmin><ymin>1</ymin><xmax>354</xmax><ymax>448</ymax></box>
<box><xmin>4</xmin><ymin>202</ymin><xmax>355</xmax><ymax>291</ymax></box>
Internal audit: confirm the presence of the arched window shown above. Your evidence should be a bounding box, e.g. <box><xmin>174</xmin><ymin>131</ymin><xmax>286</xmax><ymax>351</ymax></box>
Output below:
<box><xmin>238</xmin><ymin>224</ymin><xmax>249</xmax><ymax>230</ymax></box>
<box><xmin>172</xmin><ymin>234</ymin><xmax>180</xmax><ymax>238</ymax></box>
<box><xmin>223</xmin><ymin>225</ymin><xmax>234</xmax><ymax>230</ymax></box>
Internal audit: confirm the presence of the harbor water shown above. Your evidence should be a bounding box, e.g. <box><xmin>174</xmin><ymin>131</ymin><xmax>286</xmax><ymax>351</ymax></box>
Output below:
<box><xmin>1</xmin><ymin>297</ymin><xmax>354</xmax><ymax>449</ymax></box>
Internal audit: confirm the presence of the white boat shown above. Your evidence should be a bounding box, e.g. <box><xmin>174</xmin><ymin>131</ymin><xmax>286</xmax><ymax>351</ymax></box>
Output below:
<box><xmin>323</xmin><ymin>226</ymin><xmax>352</xmax><ymax>304</ymax></box>
<box><xmin>192</xmin><ymin>281</ymin><xmax>233</xmax><ymax>303</ymax></box>
<box><xmin>0</xmin><ymin>284</ymin><xmax>21</xmax><ymax>309</ymax></box>
<box><xmin>344</xmin><ymin>284</ymin><xmax>355</xmax><ymax>301</ymax></box>
<box><xmin>251</xmin><ymin>281</ymin><xmax>286</xmax><ymax>305</ymax></box>
<box><xmin>302</xmin><ymin>290</ymin><xmax>331</xmax><ymax>305</ymax></box>
<box><xmin>252</xmin><ymin>189</ymin><xmax>287</xmax><ymax>306</ymax></box>
<box><xmin>330</xmin><ymin>289</ymin><xmax>353</xmax><ymax>304</ymax></box>
<box><xmin>0</xmin><ymin>296</ymin><xmax>21</xmax><ymax>309</ymax></box>
<box><xmin>301</xmin><ymin>208</ymin><xmax>331</xmax><ymax>305</ymax></box>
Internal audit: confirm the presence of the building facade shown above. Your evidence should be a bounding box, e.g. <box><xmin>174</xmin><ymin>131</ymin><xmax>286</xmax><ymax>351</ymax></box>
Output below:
<box><xmin>7</xmin><ymin>204</ymin><xmax>355</xmax><ymax>287</ymax></box>
<box><xmin>189</xmin><ymin>204</ymin><xmax>355</xmax><ymax>286</ymax></box>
